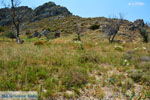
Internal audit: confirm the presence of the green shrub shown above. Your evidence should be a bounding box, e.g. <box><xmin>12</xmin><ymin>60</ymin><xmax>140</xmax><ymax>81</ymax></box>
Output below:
<box><xmin>128</xmin><ymin>62</ymin><xmax>150</xmax><ymax>85</ymax></box>
<box><xmin>144</xmin><ymin>89</ymin><xmax>150</xmax><ymax>98</ymax></box>
<box><xmin>0</xmin><ymin>26</ymin><xmax>5</xmax><ymax>32</ymax></box>
<box><xmin>7</xmin><ymin>60</ymin><xmax>20</xmax><ymax>69</ymax></box>
<box><xmin>44</xmin><ymin>78</ymin><xmax>58</xmax><ymax>97</ymax></box>
<box><xmin>3</xmin><ymin>32</ymin><xmax>16</xmax><ymax>39</ymax></box>
<box><xmin>25</xmin><ymin>30</ymin><xmax>32</xmax><ymax>36</ymax></box>
<box><xmin>89</xmin><ymin>24</ymin><xmax>100</xmax><ymax>30</ymax></box>
<box><xmin>142</xmin><ymin>74</ymin><xmax>150</xmax><ymax>85</ymax></box>
<box><xmin>139</xmin><ymin>28</ymin><xmax>149</xmax><ymax>43</ymax></box>
<box><xmin>121</xmin><ymin>78</ymin><xmax>134</xmax><ymax>93</ymax></box>
<box><xmin>108</xmin><ymin>74</ymin><xmax>126</xmax><ymax>86</ymax></box>
<box><xmin>36</xmin><ymin>68</ymin><xmax>48</xmax><ymax>80</ymax></box>
<box><xmin>128</xmin><ymin>70</ymin><xmax>143</xmax><ymax>83</ymax></box>
<box><xmin>45</xmin><ymin>32</ymin><xmax>55</xmax><ymax>39</ymax></box>
<box><xmin>0</xmin><ymin>80</ymin><xmax>16</xmax><ymax>90</ymax></box>
<box><xmin>25</xmin><ymin>66</ymin><xmax>48</xmax><ymax>83</ymax></box>
<box><xmin>26</xmin><ymin>67</ymin><xmax>37</xmax><ymax>83</ymax></box>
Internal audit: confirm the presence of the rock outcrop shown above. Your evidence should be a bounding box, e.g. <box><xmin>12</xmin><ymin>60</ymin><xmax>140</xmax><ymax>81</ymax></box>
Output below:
<box><xmin>133</xmin><ymin>19</ymin><xmax>145</xmax><ymax>28</ymax></box>
<box><xmin>32</xmin><ymin>2</ymin><xmax>72</xmax><ymax>21</ymax></box>
<box><xmin>0</xmin><ymin>2</ymin><xmax>72</xmax><ymax>26</ymax></box>
<box><xmin>0</xmin><ymin>6</ymin><xmax>33</xmax><ymax>26</ymax></box>
<box><xmin>0</xmin><ymin>8</ymin><xmax>11</xmax><ymax>26</ymax></box>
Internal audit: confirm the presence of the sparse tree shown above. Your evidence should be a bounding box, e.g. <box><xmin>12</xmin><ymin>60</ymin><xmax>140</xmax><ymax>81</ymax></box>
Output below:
<box><xmin>75</xmin><ymin>24</ymin><xmax>81</xmax><ymax>41</ymax></box>
<box><xmin>1</xmin><ymin>0</ymin><xmax>24</xmax><ymax>43</ymax></box>
<box><xmin>105</xmin><ymin>13</ymin><xmax>124</xmax><ymax>43</ymax></box>
<box><xmin>73</xmin><ymin>24</ymin><xmax>84</xmax><ymax>50</ymax></box>
<box><xmin>77</xmin><ymin>31</ymin><xmax>81</xmax><ymax>41</ymax></box>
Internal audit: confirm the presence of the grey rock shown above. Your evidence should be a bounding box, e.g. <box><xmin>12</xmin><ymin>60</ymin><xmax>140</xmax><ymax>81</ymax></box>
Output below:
<box><xmin>128</xmin><ymin>23</ymin><xmax>136</xmax><ymax>31</ymax></box>
<box><xmin>133</xmin><ymin>19</ymin><xmax>145</xmax><ymax>28</ymax></box>
<box><xmin>32</xmin><ymin>2</ymin><xmax>72</xmax><ymax>21</ymax></box>
<box><xmin>0</xmin><ymin>2</ymin><xmax>72</xmax><ymax>25</ymax></box>
<box><xmin>55</xmin><ymin>30</ymin><xmax>61</xmax><ymax>38</ymax></box>
<box><xmin>0</xmin><ymin>8</ymin><xmax>11</xmax><ymax>26</ymax></box>
<box><xmin>48</xmin><ymin>15</ymin><xmax>65</xmax><ymax>21</ymax></box>
<box><xmin>0</xmin><ymin>19</ymin><xmax>12</xmax><ymax>26</ymax></box>
<box><xmin>140</xmin><ymin>56</ymin><xmax>150</xmax><ymax>62</ymax></box>
<box><xmin>126</xmin><ymin>50</ymin><xmax>135</xmax><ymax>55</ymax></box>
<box><xmin>41</xmin><ymin>30</ymin><xmax>51</xmax><ymax>36</ymax></box>
<box><xmin>29</xmin><ymin>31</ymin><xmax>41</xmax><ymax>38</ymax></box>
<box><xmin>127</xmin><ymin>19</ymin><xmax>145</xmax><ymax>31</ymax></box>
<box><xmin>0</xmin><ymin>6</ymin><xmax>33</xmax><ymax>26</ymax></box>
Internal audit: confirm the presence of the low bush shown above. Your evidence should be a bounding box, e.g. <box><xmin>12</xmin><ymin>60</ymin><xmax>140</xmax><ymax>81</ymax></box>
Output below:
<box><xmin>60</xmin><ymin>67</ymin><xmax>88</xmax><ymax>89</ymax></box>
<box><xmin>25</xmin><ymin>30</ymin><xmax>32</xmax><ymax>36</ymax></box>
<box><xmin>0</xmin><ymin>79</ymin><xmax>16</xmax><ymax>90</ymax></box>
<box><xmin>34</xmin><ymin>41</ymin><xmax>45</xmax><ymax>46</ymax></box>
<box><xmin>3</xmin><ymin>32</ymin><xmax>16</xmax><ymax>39</ymax></box>
<box><xmin>89</xmin><ymin>24</ymin><xmax>100</xmax><ymax>30</ymax></box>
<box><xmin>79</xmin><ymin>51</ymin><xmax>100</xmax><ymax>64</ymax></box>
<box><xmin>26</xmin><ymin>66</ymin><xmax>48</xmax><ymax>83</ymax></box>
<box><xmin>139</xmin><ymin>28</ymin><xmax>149</xmax><ymax>43</ymax></box>
<box><xmin>0</xmin><ymin>26</ymin><xmax>5</xmax><ymax>32</ymax></box>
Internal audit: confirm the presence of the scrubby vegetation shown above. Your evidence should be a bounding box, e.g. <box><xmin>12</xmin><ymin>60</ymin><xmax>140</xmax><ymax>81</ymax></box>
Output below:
<box><xmin>139</xmin><ymin>28</ymin><xmax>149</xmax><ymax>43</ymax></box>
<box><xmin>89</xmin><ymin>24</ymin><xmax>100</xmax><ymax>30</ymax></box>
<box><xmin>0</xmin><ymin>11</ymin><xmax>149</xmax><ymax>99</ymax></box>
<box><xmin>0</xmin><ymin>26</ymin><xmax>5</xmax><ymax>32</ymax></box>
<box><xmin>3</xmin><ymin>31</ymin><xmax>16</xmax><ymax>39</ymax></box>
<box><xmin>0</xmin><ymin>31</ymin><xmax>149</xmax><ymax>99</ymax></box>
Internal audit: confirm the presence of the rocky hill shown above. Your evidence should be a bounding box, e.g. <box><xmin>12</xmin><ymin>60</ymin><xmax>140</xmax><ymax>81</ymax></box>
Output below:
<box><xmin>0</xmin><ymin>1</ymin><xmax>72</xmax><ymax>26</ymax></box>
<box><xmin>19</xmin><ymin>15</ymin><xmax>149</xmax><ymax>43</ymax></box>
<box><xmin>0</xmin><ymin>18</ymin><xmax>149</xmax><ymax>99</ymax></box>
<box><xmin>33</xmin><ymin>2</ymin><xmax>72</xmax><ymax>22</ymax></box>
<box><xmin>0</xmin><ymin>1</ymin><xmax>149</xmax><ymax>100</ymax></box>
<box><xmin>0</xmin><ymin>1</ymin><xmax>149</xmax><ymax>43</ymax></box>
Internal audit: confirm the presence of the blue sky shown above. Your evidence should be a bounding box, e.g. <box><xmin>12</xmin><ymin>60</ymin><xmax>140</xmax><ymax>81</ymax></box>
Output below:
<box><xmin>1</xmin><ymin>0</ymin><xmax>149</xmax><ymax>22</ymax></box>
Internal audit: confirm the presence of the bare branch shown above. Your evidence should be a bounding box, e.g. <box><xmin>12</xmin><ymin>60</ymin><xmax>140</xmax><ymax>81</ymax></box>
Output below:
<box><xmin>119</xmin><ymin>13</ymin><xmax>125</xmax><ymax>20</ymax></box>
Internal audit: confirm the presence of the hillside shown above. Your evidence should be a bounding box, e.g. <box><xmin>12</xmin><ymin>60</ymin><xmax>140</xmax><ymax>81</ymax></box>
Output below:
<box><xmin>0</xmin><ymin>1</ymin><xmax>72</xmax><ymax>26</ymax></box>
<box><xmin>21</xmin><ymin>15</ymin><xmax>149</xmax><ymax>42</ymax></box>
<box><xmin>0</xmin><ymin>1</ymin><xmax>150</xmax><ymax>100</ymax></box>
<box><xmin>0</xmin><ymin>32</ymin><xmax>150</xmax><ymax>100</ymax></box>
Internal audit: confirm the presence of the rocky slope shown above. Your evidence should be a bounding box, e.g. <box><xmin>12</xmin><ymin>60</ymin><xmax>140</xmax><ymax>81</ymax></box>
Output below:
<box><xmin>0</xmin><ymin>1</ymin><xmax>72</xmax><ymax>26</ymax></box>
<box><xmin>0</xmin><ymin>1</ymin><xmax>149</xmax><ymax>43</ymax></box>
<box><xmin>33</xmin><ymin>2</ymin><xmax>72</xmax><ymax>22</ymax></box>
<box><xmin>0</xmin><ymin>6</ymin><xmax>33</xmax><ymax>26</ymax></box>
<box><xmin>21</xmin><ymin>15</ymin><xmax>149</xmax><ymax>43</ymax></box>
